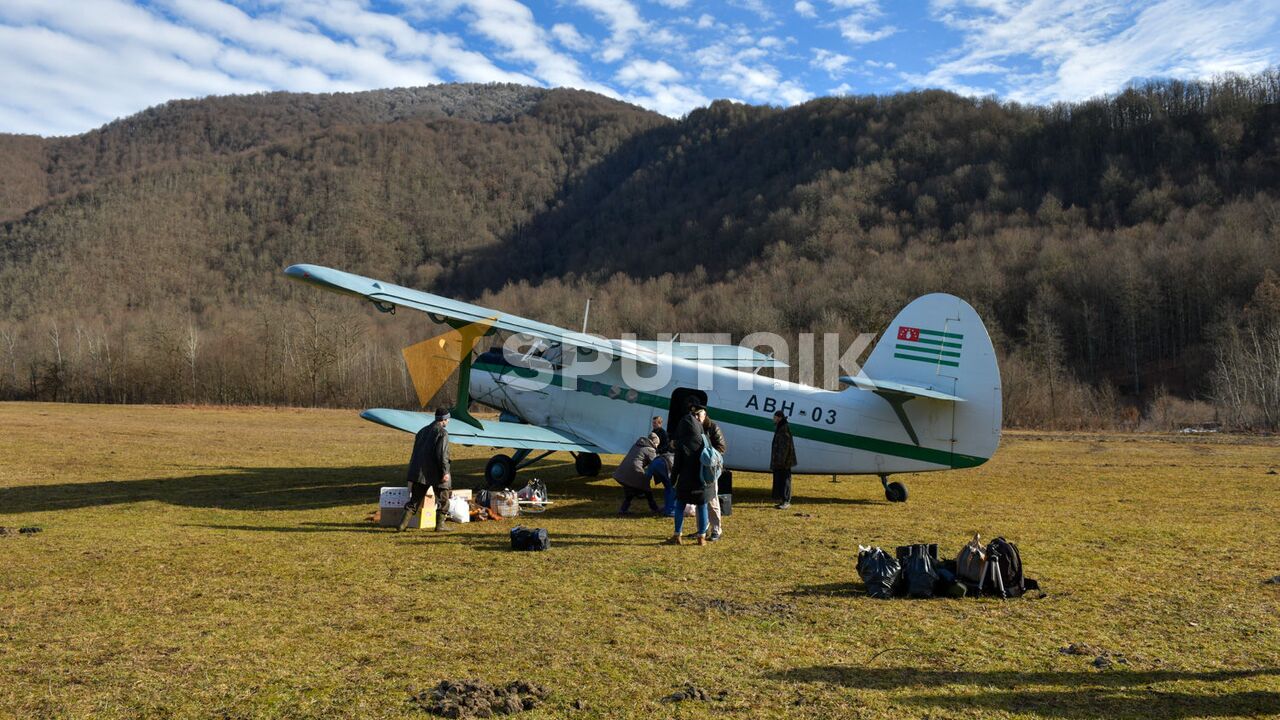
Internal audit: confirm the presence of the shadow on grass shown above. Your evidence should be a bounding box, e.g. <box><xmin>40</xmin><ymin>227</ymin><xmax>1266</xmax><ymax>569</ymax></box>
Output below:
<box><xmin>0</xmin><ymin>458</ymin><xmax>579</xmax><ymax>514</ymax></box>
<box><xmin>787</xmin><ymin>582</ymin><xmax>863</xmax><ymax>597</ymax></box>
<box><xmin>186</xmin><ymin>522</ymin><xmax>389</xmax><ymax>534</ymax></box>
<box><xmin>770</xmin><ymin>666</ymin><xmax>1280</xmax><ymax>719</ymax></box>
<box><xmin>1</xmin><ymin>455</ymin><xmax>879</xmax><ymax>518</ymax></box>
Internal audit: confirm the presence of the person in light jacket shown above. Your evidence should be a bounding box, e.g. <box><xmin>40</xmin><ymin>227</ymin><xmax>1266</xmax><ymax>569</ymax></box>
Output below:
<box><xmin>702</xmin><ymin>414</ymin><xmax>727</xmax><ymax>542</ymax></box>
<box><xmin>613</xmin><ymin>433</ymin><xmax>660</xmax><ymax>514</ymax></box>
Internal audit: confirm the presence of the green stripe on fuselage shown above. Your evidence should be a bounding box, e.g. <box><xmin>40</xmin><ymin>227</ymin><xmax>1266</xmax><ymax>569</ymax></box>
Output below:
<box><xmin>473</xmin><ymin>360</ymin><xmax>986</xmax><ymax>469</ymax></box>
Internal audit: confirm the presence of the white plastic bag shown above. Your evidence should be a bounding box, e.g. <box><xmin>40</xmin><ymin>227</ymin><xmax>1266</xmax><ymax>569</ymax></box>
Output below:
<box><xmin>684</xmin><ymin>504</ymin><xmax>696</xmax><ymax>517</ymax></box>
<box><xmin>447</xmin><ymin>496</ymin><xmax>470</xmax><ymax>523</ymax></box>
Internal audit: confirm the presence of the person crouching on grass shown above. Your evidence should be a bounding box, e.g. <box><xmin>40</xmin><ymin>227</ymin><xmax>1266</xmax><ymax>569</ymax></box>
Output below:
<box><xmin>613</xmin><ymin>433</ymin><xmax>661</xmax><ymax>515</ymax></box>
<box><xmin>666</xmin><ymin>403</ymin><xmax>709</xmax><ymax>546</ymax></box>
<box><xmin>646</xmin><ymin>450</ymin><xmax>677</xmax><ymax>516</ymax></box>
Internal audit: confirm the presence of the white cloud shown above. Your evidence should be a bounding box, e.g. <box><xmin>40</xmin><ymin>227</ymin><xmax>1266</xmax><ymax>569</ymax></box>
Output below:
<box><xmin>728</xmin><ymin>0</ymin><xmax>775</xmax><ymax>21</ymax></box>
<box><xmin>827</xmin><ymin>0</ymin><xmax>897</xmax><ymax>44</ymax></box>
<box><xmin>617</xmin><ymin>58</ymin><xmax>683</xmax><ymax>85</ymax></box>
<box><xmin>912</xmin><ymin>0</ymin><xmax>1280</xmax><ymax>102</ymax></box>
<box><xmin>551</xmin><ymin>22</ymin><xmax>592</xmax><ymax>52</ymax></box>
<box><xmin>455</xmin><ymin>0</ymin><xmax>612</xmax><ymax>92</ymax></box>
<box><xmin>830</xmin><ymin>82</ymin><xmax>854</xmax><ymax>94</ymax></box>
<box><xmin>795</xmin><ymin>1</ymin><xmax>818</xmax><ymax>19</ymax></box>
<box><xmin>695</xmin><ymin>13</ymin><xmax>716</xmax><ymax>29</ymax></box>
<box><xmin>813</xmin><ymin>48</ymin><xmax>853</xmax><ymax>76</ymax></box>
<box><xmin>694</xmin><ymin>40</ymin><xmax>814</xmax><ymax>106</ymax></box>
<box><xmin>615</xmin><ymin>58</ymin><xmax>709</xmax><ymax>116</ymax></box>
<box><xmin>651</xmin><ymin>0</ymin><xmax>692</xmax><ymax>7</ymax></box>
<box><xmin>573</xmin><ymin>0</ymin><xmax>648</xmax><ymax>63</ymax></box>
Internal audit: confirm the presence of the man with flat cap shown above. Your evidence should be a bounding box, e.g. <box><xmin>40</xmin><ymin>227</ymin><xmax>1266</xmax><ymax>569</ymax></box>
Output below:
<box><xmin>399</xmin><ymin>407</ymin><xmax>453</xmax><ymax>532</ymax></box>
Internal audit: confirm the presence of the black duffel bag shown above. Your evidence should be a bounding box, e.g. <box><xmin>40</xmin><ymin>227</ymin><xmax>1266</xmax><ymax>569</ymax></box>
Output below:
<box><xmin>510</xmin><ymin>525</ymin><xmax>550</xmax><ymax>551</ymax></box>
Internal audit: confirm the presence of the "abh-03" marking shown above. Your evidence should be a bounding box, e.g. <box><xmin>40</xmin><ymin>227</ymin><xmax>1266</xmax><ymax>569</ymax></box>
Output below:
<box><xmin>744</xmin><ymin>395</ymin><xmax>837</xmax><ymax>425</ymax></box>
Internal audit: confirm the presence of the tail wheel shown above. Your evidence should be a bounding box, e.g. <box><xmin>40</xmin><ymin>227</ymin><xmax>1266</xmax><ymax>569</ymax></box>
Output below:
<box><xmin>574</xmin><ymin>452</ymin><xmax>602</xmax><ymax>477</ymax></box>
<box><xmin>885</xmin><ymin>481</ymin><xmax>908</xmax><ymax>503</ymax></box>
<box><xmin>485</xmin><ymin>454</ymin><xmax>516</xmax><ymax>489</ymax></box>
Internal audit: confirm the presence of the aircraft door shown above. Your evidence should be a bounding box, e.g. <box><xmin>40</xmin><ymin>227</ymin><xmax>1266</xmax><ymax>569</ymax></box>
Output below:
<box><xmin>668</xmin><ymin>387</ymin><xmax>708</xmax><ymax>431</ymax></box>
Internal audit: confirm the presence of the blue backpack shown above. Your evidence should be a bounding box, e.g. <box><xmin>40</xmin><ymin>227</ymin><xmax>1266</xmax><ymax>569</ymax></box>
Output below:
<box><xmin>700</xmin><ymin>435</ymin><xmax>723</xmax><ymax>485</ymax></box>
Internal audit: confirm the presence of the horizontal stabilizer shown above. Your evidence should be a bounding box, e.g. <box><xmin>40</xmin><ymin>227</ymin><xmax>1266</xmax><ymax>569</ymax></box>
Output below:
<box><xmin>360</xmin><ymin>409</ymin><xmax>604</xmax><ymax>453</ymax></box>
<box><xmin>839</xmin><ymin>375</ymin><xmax>965</xmax><ymax>402</ymax></box>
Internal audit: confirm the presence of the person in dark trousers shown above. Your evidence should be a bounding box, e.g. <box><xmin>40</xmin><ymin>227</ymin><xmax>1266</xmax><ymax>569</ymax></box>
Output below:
<box><xmin>770</xmin><ymin>410</ymin><xmax>797</xmax><ymax>509</ymax></box>
<box><xmin>651</xmin><ymin>415</ymin><xmax>669</xmax><ymax>454</ymax></box>
<box><xmin>646</xmin><ymin>451</ymin><xmax>677</xmax><ymax>516</ymax></box>
<box><xmin>399</xmin><ymin>407</ymin><xmax>452</xmax><ymax>532</ymax></box>
<box><xmin>667</xmin><ymin>403</ymin><xmax>709</xmax><ymax>545</ymax></box>
<box><xmin>702</xmin><ymin>414</ymin><xmax>727</xmax><ymax>542</ymax></box>
<box><xmin>613</xmin><ymin>433</ymin><xmax>661</xmax><ymax>514</ymax></box>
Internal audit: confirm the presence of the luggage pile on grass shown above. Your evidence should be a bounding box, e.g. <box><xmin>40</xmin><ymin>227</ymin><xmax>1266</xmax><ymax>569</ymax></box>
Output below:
<box><xmin>857</xmin><ymin>535</ymin><xmax>1041</xmax><ymax>599</ymax></box>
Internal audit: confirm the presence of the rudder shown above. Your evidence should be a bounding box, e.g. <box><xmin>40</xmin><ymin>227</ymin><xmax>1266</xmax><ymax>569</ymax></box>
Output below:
<box><xmin>860</xmin><ymin>293</ymin><xmax>1002</xmax><ymax>467</ymax></box>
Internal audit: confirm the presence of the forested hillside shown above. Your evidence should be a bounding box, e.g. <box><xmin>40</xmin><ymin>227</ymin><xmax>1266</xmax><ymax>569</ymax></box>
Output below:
<box><xmin>2</xmin><ymin>74</ymin><xmax>1278</xmax><ymax>429</ymax></box>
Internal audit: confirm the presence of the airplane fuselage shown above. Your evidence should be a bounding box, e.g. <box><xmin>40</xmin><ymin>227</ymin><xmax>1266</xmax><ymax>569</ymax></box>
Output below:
<box><xmin>468</xmin><ymin>349</ymin><xmax>988</xmax><ymax>475</ymax></box>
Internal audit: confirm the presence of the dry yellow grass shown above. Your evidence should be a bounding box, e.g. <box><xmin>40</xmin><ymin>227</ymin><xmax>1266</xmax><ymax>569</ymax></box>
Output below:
<box><xmin>1</xmin><ymin>402</ymin><xmax>1278</xmax><ymax>719</ymax></box>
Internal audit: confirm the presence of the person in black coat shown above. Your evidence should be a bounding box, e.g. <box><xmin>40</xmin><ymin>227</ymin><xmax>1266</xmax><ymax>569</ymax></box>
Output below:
<box><xmin>399</xmin><ymin>407</ymin><xmax>453</xmax><ymax>532</ymax></box>
<box><xmin>770</xmin><ymin>410</ymin><xmax>797</xmax><ymax>509</ymax></box>
<box><xmin>650</xmin><ymin>415</ymin><xmax>670</xmax><ymax>454</ymax></box>
<box><xmin>666</xmin><ymin>403</ymin><xmax>709</xmax><ymax>545</ymax></box>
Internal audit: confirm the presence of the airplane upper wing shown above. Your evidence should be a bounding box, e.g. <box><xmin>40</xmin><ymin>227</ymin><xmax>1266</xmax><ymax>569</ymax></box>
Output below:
<box><xmin>360</xmin><ymin>408</ymin><xmax>605</xmax><ymax>453</ymax></box>
<box><xmin>839</xmin><ymin>375</ymin><xmax>965</xmax><ymax>402</ymax></box>
<box><xmin>625</xmin><ymin>340</ymin><xmax>788</xmax><ymax>369</ymax></box>
<box><xmin>285</xmin><ymin>264</ymin><xmax>657</xmax><ymax>365</ymax></box>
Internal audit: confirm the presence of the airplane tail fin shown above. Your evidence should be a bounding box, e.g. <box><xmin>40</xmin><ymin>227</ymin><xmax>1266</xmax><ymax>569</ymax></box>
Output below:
<box><xmin>857</xmin><ymin>293</ymin><xmax>1002</xmax><ymax>467</ymax></box>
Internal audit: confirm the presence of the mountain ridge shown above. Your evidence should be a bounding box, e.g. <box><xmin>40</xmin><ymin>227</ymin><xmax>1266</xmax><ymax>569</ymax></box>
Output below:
<box><xmin>1</xmin><ymin>75</ymin><xmax>1277</xmax><ymax>427</ymax></box>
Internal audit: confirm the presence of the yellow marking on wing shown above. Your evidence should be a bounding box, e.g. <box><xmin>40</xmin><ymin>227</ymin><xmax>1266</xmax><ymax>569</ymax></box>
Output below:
<box><xmin>401</xmin><ymin>317</ymin><xmax>496</xmax><ymax>408</ymax></box>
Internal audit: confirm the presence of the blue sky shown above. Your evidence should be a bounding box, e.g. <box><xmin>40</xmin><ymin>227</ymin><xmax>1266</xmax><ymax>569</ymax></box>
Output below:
<box><xmin>2</xmin><ymin>0</ymin><xmax>1277</xmax><ymax>136</ymax></box>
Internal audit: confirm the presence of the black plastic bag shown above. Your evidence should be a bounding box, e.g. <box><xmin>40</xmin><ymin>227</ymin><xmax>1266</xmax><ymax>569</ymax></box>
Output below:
<box><xmin>856</xmin><ymin>546</ymin><xmax>901</xmax><ymax>599</ymax></box>
<box><xmin>904</xmin><ymin>553</ymin><xmax>938</xmax><ymax>598</ymax></box>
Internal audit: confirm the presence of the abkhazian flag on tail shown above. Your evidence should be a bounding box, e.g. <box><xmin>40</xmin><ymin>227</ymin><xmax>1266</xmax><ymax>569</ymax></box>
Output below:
<box><xmin>894</xmin><ymin>325</ymin><xmax>963</xmax><ymax>367</ymax></box>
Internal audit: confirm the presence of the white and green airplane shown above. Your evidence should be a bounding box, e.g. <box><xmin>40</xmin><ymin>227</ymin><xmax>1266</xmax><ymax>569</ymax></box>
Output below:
<box><xmin>286</xmin><ymin>264</ymin><xmax>1001</xmax><ymax>502</ymax></box>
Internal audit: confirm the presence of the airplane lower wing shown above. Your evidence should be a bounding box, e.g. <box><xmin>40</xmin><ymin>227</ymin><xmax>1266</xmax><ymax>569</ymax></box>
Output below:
<box><xmin>360</xmin><ymin>408</ymin><xmax>605</xmax><ymax>453</ymax></box>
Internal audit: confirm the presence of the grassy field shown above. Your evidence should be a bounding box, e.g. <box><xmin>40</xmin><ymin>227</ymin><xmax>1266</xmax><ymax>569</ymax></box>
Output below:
<box><xmin>1</xmin><ymin>402</ymin><xmax>1277</xmax><ymax>719</ymax></box>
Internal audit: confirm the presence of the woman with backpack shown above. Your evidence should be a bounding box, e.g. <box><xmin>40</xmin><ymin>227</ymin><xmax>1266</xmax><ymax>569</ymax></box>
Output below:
<box><xmin>666</xmin><ymin>403</ymin><xmax>709</xmax><ymax>546</ymax></box>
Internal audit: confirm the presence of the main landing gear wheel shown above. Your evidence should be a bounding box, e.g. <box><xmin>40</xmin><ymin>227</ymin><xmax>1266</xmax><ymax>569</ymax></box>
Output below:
<box><xmin>880</xmin><ymin>474</ymin><xmax>908</xmax><ymax>503</ymax></box>
<box><xmin>574</xmin><ymin>452</ymin><xmax>602</xmax><ymax>477</ymax></box>
<box><xmin>485</xmin><ymin>454</ymin><xmax>516</xmax><ymax>489</ymax></box>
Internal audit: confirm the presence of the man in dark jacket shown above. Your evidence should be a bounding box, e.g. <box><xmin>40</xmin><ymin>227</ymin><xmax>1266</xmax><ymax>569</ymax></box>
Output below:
<box><xmin>399</xmin><ymin>407</ymin><xmax>452</xmax><ymax>532</ymax></box>
<box><xmin>651</xmin><ymin>415</ymin><xmax>670</xmax><ymax>454</ymax></box>
<box><xmin>667</xmin><ymin>402</ymin><xmax>709</xmax><ymax>545</ymax></box>
<box><xmin>770</xmin><ymin>410</ymin><xmax>797</xmax><ymax>509</ymax></box>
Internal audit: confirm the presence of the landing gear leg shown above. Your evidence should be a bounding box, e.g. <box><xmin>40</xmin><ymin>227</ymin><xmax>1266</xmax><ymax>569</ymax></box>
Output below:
<box><xmin>880</xmin><ymin>474</ymin><xmax>908</xmax><ymax>503</ymax></box>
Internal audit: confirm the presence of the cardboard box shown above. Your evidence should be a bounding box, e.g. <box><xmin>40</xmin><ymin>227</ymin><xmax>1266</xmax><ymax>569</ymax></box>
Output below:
<box><xmin>377</xmin><ymin>486</ymin><xmax>472</xmax><ymax>529</ymax></box>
